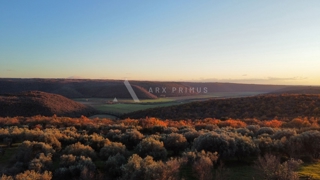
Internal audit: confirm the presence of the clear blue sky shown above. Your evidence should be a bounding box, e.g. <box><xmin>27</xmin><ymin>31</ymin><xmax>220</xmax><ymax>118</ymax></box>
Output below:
<box><xmin>1</xmin><ymin>1</ymin><xmax>319</xmax><ymax>85</ymax></box>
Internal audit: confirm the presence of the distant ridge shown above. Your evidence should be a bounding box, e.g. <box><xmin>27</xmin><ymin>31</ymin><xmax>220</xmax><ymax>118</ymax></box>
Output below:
<box><xmin>0</xmin><ymin>78</ymin><xmax>303</xmax><ymax>99</ymax></box>
<box><xmin>0</xmin><ymin>91</ymin><xmax>96</xmax><ymax>117</ymax></box>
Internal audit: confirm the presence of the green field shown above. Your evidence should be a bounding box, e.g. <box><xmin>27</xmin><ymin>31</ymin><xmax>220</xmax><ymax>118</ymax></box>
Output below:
<box><xmin>95</xmin><ymin>102</ymin><xmax>180</xmax><ymax>114</ymax></box>
<box><xmin>74</xmin><ymin>92</ymin><xmax>264</xmax><ymax>117</ymax></box>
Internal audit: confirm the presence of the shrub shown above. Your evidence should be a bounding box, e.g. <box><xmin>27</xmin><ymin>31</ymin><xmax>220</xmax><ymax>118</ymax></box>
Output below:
<box><xmin>120</xmin><ymin>129</ymin><xmax>144</xmax><ymax>150</ymax></box>
<box><xmin>15</xmin><ymin>170</ymin><xmax>52</xmax><ymax>180</ymax></box>
<box><xmin>135</xmin><ymin>137</ymin><xmax>167</xmax><ymax>160</ymax></box>
<box><xmin>28</xmin><ymin>153</ymin><xmax>53</xmax><ymax>172</ymax></box>
<box><xmin>16</xmin><ymin>141</ymin><xmax>55</xmax><ymax>163</ymax></box>
<box><xmin>246</xmin><ymin>125</ymin><xmax>260</xmax><ymax>134</ymax></box>
<box><xmin>272</xmin><ymin>129</ymin><xmax>296</xmax><ymax>140</ymax></box>
<box><xmin>120</xmin><ymin>154</ymin><xmax>181</xmax><ymax>180</ymax></box>
<box><xmin>288</xmin><ymin>130</ymin><xmax>320</xmax><ymax>159</ymax></box>
<box><xmin>256</xmin><ymin>127</ymin><xmax>275</xmax><ymax>136</ymax></box>
<box><xmin>62</xmin><ymin>142</ymin><xmax>96</xmax><ymax>160</ymax></box>
<box><xmin>55</xmin><ymin>155</ymin><xmax>96</xmax><ymax>179</ymax></box>
<box><xmin>162</xmin><ymin>133</ymin><xmax>188</xmax><ymax>155</ymax></box>
<box><xmin>99</xmin><ymin>142</ymin><xmax>126</xmax><ymax>160</ymax></box>
<box><xmin>234</xmin><ymin>135</ymin><xmax>258</xmax><ymax>160</ymax></box>
<box><xmin>254</xmin><ymin>154</ymin><xmax>302</xmax><ymax>180</ymax></box>
<box><xmin>104</xmin><ymin>153</ymin><xmax>127</xmax><ymax>178</ymax></box>
<box><xmin>193</xmin><ymin>132</ymin><xmax>236</xmax><ymax>158</ymax></box>
<box><xmin>182</xmin><ymin>150</ymin><xmax>218</xmax><ymax>180</ymax></box>
<box><xmin>86</xmin><ymin>133</ymin><xmax>110</xmax><ymax>152</ymax></box>
<box><xmin>39</xmin><ymin>133</ymin><xmax>61</xmax><ymax>151</ymax></box>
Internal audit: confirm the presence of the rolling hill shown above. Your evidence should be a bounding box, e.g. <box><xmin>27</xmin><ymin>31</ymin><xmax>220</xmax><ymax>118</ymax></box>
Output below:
<box><xmin>0</xmin><ymin>91</ymin><xmax>96</xmax><ymax>117</ymax></box>
<box><xmin>0</xmin><ymin>78</ymin><xmax>295</xmax><ymax>99</ymax></box>
<box><xmin>124</xmin><ymin>94</ymin><xmax>320</xmax><ymax>120</ymax></box>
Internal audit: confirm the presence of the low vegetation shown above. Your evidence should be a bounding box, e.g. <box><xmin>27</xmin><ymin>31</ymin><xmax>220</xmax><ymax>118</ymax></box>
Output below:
<box><xmin>0</xmin><ymin>115</ymin><xmax>319</xmax><ymax>180</ymax></box>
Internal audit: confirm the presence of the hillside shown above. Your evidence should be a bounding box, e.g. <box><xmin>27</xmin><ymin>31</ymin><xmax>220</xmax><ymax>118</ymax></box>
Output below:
<box><xmin>0</xmin><ymin>78</ymin><xmax>299</xmax><ymax>99</ymax></box>
<box><xmin>0</xmin><ymin>91</ymin><xmax>96</xmax><ymax>117</ymax></box>
<box><xmin>124</xmin><ymin>94</ymin><xmax>320</xmax><ymax>120</ymax></box>
<box><xmin>269</xmin><ymin>86</ymin><xmax>320</xmax><ymax>95</ymax></box>
<box><xmin>0</xmin><ymin>79</ymin><xmax>158</xmax><ymax>99</ymax></box>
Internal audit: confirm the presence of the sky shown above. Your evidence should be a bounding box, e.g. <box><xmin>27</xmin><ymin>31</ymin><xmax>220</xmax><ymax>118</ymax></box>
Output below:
<box><xmin>0</xmin><ymin>1</ymin><xmax>319</xmax><ymax>85</ymax></box>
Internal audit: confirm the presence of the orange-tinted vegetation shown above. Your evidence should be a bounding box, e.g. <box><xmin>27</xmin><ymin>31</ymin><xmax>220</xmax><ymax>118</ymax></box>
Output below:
<box><xmin>0</xmin><ymin>115</ymin><xmax>319</xmax><ymax>180</ymax></box>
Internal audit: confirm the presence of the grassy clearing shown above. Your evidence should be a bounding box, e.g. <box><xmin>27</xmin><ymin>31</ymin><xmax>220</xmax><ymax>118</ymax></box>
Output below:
<box><xmin>96</xmin><ymin>102</ymin><xmax>179</xmax><ymax>114</ymax></box>
<box><xmin>226</xmin><ymin>164</ymin><xmax>258</xmax><ymax>180</ymax></box>
<box><xmin>0</xmin><ymin>144</ymin><xmax>20</xmax><ymax>170</ymax></box>
<box><xmin>298</xmin><ymin>161</ymin><xmax>320</xmax><ymax>179</ymax></box>
<box><xmin>75</xmin><ymin>92</ymin><xmax>264</xmax><ymax>115</ymax></box>
<box><xmin>74</xmin><ymin>98</ymin><xmax>176</xmax><ymax>104</ymax></box>
<box><xmin>179</xmin><ymin>161</ymin><xmax>260</xmax><ymax>180</ymax></box>
<box><xmin>89</xmin><ymin>114</ymin><xmax>118</xmax><ymax>120</ymax></box>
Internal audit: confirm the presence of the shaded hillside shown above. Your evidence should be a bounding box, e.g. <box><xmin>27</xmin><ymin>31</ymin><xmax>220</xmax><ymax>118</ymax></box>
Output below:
<box><xmin>132</xmin><ymin>81</ymin><xmax>198</xmax><ymax>97</ymax></box>
<box><xmin>0</xmin><ymin>78</ymin><xmax>298</xmax><ymax>99</ymax></box>
<box><xmin>0</xmin><ymin>79</ymin><xmax>157</xmax><ymax>99</ymax></box>
<box><xmin>0</xmin><ymin>91</ymin><xmax>96</xmax><ymax>117</ymax></box>
<box><xmin>269</xmin><ymin>86</ymin><xmax>320</xmax><ymax>95</ymax></box>
<box><xmin>124</xmin><ymin>94</ymin><xmax>320</xmax><ymax>120</ymax></box>
<box><xmin>182</xmin><ymin>82</ymin><xmax>288</xmax><ymax>93</ymax></box>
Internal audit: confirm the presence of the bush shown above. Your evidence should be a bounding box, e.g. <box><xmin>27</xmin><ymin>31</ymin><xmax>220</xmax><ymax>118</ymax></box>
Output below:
<box><xmin>86</xmin><ymin>133</ymin><xmax>110</xmax><ymax>152</ymax></box>
<box><xmin>256</xmin><ymin>127</ymin><xmax>275</xmax><ymax>136</ymax></box>
<box><xmin>99</xmin><ymin>142</ymin><xmax>126</xmax><ymax>160</ymax></box>
<box><xmin>162</xmin><ymin>133</ymin><xmax>188</xmax><ymax>155</ymax></box>
<box><xmin>254</xmin><ymin>154</ymin><xmax>302</xmax><ymax>180</ymax></box>
<box><xmin>15</xmin><ymin>170</ymin><xmax>52</xmax><ymax>180</ymax></box>
<box><xmin>62</xmin><ymin>142</ymin><xmax>96</xmax><ymax>159</ymax></box>
<box><xmin>120</xmin><ymin>154</ymin><xmax>181</xmax><ymax>180</ymax></box>
<box><xmin>28</xmin><ymin>153</ymin><xmax>53</xmax><ymax>172</ymax></box>
<box><xmin>135</xmin><ymin>137</ymin><xmax>167</xmax><ymax>160</ymax></box>
<box><xmin>39</xmin><ymin>133</ymin><xmax>61</xmax><ymax>151</ymax></box>
<box><xmin>55</xmin><ymin>155</ymin><xmax>96</xmax><ymax>179</ymax></box>
<box><xmin>182</xmin><ymin>150</ymin><xmax>218</xmax><ymax>180</ymax></box>
<box><xmin>104</xmin><ymin>153</ymin><xmax>127</xmax><ymax>178</ymax></box>
<box><xmin>193</xmin><ymin>132</ymin><xmax>236</xmax><ymax>158</ymax></box>
<box><xmin>288</xmin><ymin>130</ymin><xmax>320</xmax><ymax>159</ymax></box>
<box><xmin>15</xmin><ymin>141</ymin><xmax>55</xmax><ymax>163</ymax></box>
<box><xmin>120</xmin><ymin>129</ymin><xmax>144</xmax><ymax>150</ymax></box>
<box><xmin>234</xmin><ymin>135</ymin><xmax>258</xmax><ymax>160</ymax></box>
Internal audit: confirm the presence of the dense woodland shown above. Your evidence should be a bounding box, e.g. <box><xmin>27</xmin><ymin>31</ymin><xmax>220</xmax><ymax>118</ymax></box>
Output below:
<box><xmin>0</xmin><ymin>115</ymin><xmax>319</xmax><ymax>180</ymax></box>
<box><xmin>125</xmin><ymin>94</ymin><xmax>320</xmax><ymax>120</ymax></box>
